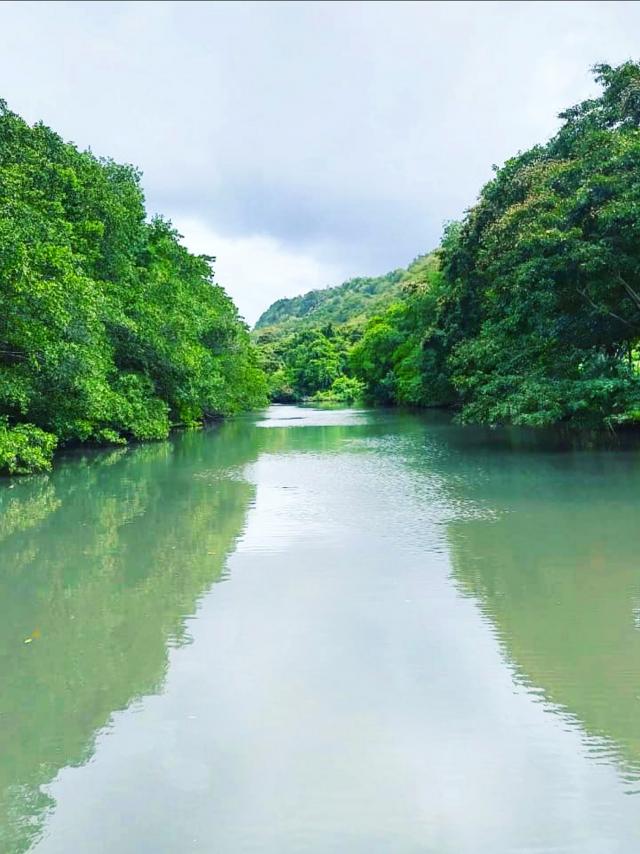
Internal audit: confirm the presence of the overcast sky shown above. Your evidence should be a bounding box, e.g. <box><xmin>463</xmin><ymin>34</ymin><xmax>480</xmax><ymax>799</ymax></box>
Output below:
<box><xmin>1</xmin><ymin>1</ymin><xmax>639</xmax><ymax>323</ymax></box>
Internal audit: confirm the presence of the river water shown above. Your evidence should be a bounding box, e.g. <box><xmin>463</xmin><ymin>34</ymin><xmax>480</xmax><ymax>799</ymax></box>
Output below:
<box><xmin>1</xmin><ymin>405</ymin><xmax>640</xmax><ymax>853</ymax></box>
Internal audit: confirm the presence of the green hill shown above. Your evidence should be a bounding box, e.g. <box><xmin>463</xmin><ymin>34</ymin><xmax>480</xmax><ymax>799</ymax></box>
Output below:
<box><xmin>254</xmin><ymin>255</ymin><xmax>438</xmax><ymax>403</ymax></box>
<box><xmin>254</xmin><ymin>268</ymin><xmax>406</xmax><ymax>333</ymax></box>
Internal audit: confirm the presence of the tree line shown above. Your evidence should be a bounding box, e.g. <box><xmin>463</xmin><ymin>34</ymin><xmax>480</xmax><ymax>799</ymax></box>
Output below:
<box><xmin>0</xmin><ymin>102</ymin><xmax>267</xmax><ymax>474</ymax></box>
<box><xmin>3</xmin><ymin>60</ymin><xmax>639</xmax><ymax>473</ymax></box>
<box><xmin>258</xmin><ymin>61</ymin><xmax>640</xmax><ymax>429</ymax></box>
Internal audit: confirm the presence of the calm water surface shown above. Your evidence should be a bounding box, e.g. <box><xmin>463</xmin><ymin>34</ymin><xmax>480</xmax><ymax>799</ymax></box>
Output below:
<box><xmin>1</xmin><ymin>405</ymin><xmax>640</xmax><ymax>853</ymax></box>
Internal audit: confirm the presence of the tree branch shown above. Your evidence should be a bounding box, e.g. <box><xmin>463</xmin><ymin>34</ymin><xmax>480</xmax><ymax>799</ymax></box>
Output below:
<box><xmin>577</xmin><ymin>288</ymin><xmax>635</xmax><ymax>327</ymax></box>
<box><xmin>618</xmin><ymin>273</ymin><xmax>640</xmax><ymax>311</ymax></box>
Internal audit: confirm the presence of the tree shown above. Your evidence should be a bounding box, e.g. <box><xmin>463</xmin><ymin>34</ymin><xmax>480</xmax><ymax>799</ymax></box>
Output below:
<box><xmin>0</xmin><ymin>102</ymin><xmax>267</xmax><ymax>473</ymax></box>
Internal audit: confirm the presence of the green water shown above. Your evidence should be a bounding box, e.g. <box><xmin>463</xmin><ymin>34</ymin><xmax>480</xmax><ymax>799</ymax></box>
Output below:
<box><xmin>1</xmin><ymin>405</ymin><xmax>640</xmax><ymax>853</ymax></box>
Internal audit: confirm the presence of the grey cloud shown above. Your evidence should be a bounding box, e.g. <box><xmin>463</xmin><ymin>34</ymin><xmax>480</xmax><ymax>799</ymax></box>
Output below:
<box><xmin>1</xmin><ymin>0</ymin><xmax>639</xmax><ymax>284</ymax></box>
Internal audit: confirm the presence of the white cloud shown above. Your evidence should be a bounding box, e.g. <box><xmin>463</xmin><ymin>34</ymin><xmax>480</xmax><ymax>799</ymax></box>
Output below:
<box><xmin>174</xmin><ymin>218</ymin><xmax>346</xmax><ymax>326</ymax></box>
<box><xmin>1</xmin><ymin>1</ymin><xmax>639</xmax><ymax>313</ymax></box>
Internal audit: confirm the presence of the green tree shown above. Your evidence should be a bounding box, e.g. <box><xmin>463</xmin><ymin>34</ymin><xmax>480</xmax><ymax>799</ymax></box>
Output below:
<box><xmin>0</xmin><ymin>101</ymin><xmax>267</xmax><ymax>473</ymax></box>
<box><xmin>438</xmin><ymin>61</ymin><xmax>640</xmax><ymax>426</ymax></box>
<box><xmin>353</xmin><ymin>62</ymin><xmax>640</xmax><ymax>429</ymax></box>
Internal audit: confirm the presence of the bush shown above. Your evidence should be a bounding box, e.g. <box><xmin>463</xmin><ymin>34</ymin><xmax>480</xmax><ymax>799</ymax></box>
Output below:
<box><xmin>313</xmin><ymin>375</ymin><xmax>365</xmax><ymax>403</ymax></box>
<box><xmin>0</xmin><ymin>420</ymin><xmax>58</xmax><ymax>475</ymax></box>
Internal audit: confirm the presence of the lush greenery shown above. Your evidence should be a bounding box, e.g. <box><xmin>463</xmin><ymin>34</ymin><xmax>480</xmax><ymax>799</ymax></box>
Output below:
<box><xmin>4</xmin><ymin>61</ymin><xmax>639</xmax><ymax>456</ymax></box>
<box><xmin>257</xmin><ymin>323</ymin><xmax>359</xmax><ymax>403</ymax></box>
<box><xmin>350</xmin><ymin>253</ymin><xmax>446</xmax><ymax>406</ymax></box>
<box><xmin>254</xmin><ymin>268</ymin><xmax>406</xmax><ymax>333</ymax></box>
<box><xmin>357</xmin><ymin>62</ymin><xmax>640</xmax><ymax>427</ymax></box>
<box><xmin>255</xmin><ymin>259</ymin><xmax>431</xmax><ymax>403</ymax></box>
<box><xmin>0</xmin><ymin>102</ymin><xmax>267</xmax><ymax>474</ymax></box>
<box><xmin>259</xmin><ymin>62</ymin><xmax>640</xmax><ymax>429</ymax></box>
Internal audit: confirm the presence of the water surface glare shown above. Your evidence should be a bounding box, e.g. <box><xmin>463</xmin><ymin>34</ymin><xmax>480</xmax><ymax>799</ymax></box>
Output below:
<box><xmin>2</xmin><ymin>405</ymin><xmax>640</xmax><ymax>853</ymax></box>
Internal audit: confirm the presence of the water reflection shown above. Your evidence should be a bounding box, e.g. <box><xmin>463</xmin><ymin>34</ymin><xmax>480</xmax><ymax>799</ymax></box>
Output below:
<box><xmin>397</xmin><ymin>417</ymin><xmax>640</xmax><ymax>789</ymax></box>
<box><xmin>1</xmin><ymin>407</ymin><xmax>640</xmax><ymax>852</ymax></box>
<box><xmin>0</xmin><ymin>427</ymin><xmax>259</xmax><ymax>853</ymax></box>
<box><xmin>0</xmin><ymin>408</ymin><xmax>398</xmax><ymax>853</ymax></box>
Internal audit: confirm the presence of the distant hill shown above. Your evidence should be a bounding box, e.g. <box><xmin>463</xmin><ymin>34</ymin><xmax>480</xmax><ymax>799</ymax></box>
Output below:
<box><xmin>253</xmin><ymin>254</ymin><xmax>438</xmax><ymax>404</ymax></box>
<box><xmin>254</xmin><ymin>269</ymin><xmax>405</xmax><ymax>333</ymax></box>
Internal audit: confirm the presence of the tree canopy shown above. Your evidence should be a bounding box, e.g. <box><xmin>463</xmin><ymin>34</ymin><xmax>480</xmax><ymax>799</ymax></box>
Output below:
<box><xmin>344</xmin><ymin>61</ymin><xmax>640</xmax><ymax>428</ymax></box>
<box><xmin>6</xmin><ymin>60</ymin><xmax>640</xmax><ymax>461</ymax></box>
<box><xmin>254</xmin><ymin>257</ymin><xmax>433</xmax><ymax>404</ymax></box>
<box><xmin>254</xmin><ymin>268</ymin><xmax>406</xmax><ymax>333</ymax></box>
<box><xmin>0</xmin><ymin>102</ymin><xmax>267</xmax><ymax>473</ymax></box>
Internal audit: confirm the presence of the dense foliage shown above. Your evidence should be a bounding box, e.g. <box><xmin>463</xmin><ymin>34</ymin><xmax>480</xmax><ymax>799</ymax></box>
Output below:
<box><xmin>254</xmin><ymin>269</ymin><xmax>405</xmax><ymax>332</ymax></box>
<box><xmin>350</xmin><ymin>254</ymin><xmax>447</xmax><ymax>406</ymax></box>
<box><xmin>255</xmin><ymin>259</ymin><xmax>431</xmax><ymax>403</ymax></box>
<box><xmin>6</xmin><ymin>60</ymin><xmax>639</xmax><ymax>455</ymax></box>
<box><xmin>0</xmin><ymin>102</ymin><xmax>266</xmax><ymax>473</ymax></box>
<box><xmin>354</xmin><ymin>62</ymin><xmax>640</xmax><ymax>427</ymax></box>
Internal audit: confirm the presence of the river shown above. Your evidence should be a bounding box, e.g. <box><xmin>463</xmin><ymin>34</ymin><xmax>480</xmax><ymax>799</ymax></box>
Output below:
<box><xmin>1</xmin><ymin>405</ymin><xmax>639</xmax><ymax>853</ymax></box>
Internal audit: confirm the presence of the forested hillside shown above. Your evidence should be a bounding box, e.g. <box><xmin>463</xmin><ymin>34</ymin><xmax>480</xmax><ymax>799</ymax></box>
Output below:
<box><xmin>0</xmin><ymin>102</ymin><xmax>267</xmax><ymax>474</ymax></box>
<box><xmin>254</xmin><ymin>256</ymin><xmax>434</xmax><ymax>403</ymax></box>
<box><xmin>255</xmin><ymin>268</ymin><xmax>405</xmax><ymax>332</ymax></box>
<box><xmin>258</xmin><ymin>62</ymin><xmax>640</xmax><ymax>428</ymax></box>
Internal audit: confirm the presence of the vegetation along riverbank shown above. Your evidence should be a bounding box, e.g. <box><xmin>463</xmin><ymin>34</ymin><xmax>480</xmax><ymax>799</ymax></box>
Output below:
<box><xmin>0</xmin><ymin>100</ymin><xmax>267</xmax><ymax>475</ymax></box>
<box><xmin>2</xmin><ymin>61</ymin><xmax>640</xmax><ymax>475</ymax></box>
<box><xmin>255</xmin><ymin>62</ymin><xmax>640</xmax><ymax>429</ymax></box>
